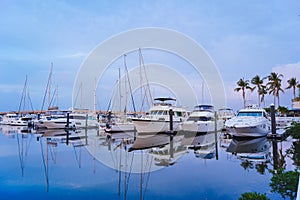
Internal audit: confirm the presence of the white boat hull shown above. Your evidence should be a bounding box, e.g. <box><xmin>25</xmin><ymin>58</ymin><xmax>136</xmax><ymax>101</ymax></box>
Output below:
<box><xmin>182</xmin><ymin>120</ymin><xmax>223</xmax><ymax>133</ymax></box>
<box><xmin>132</xmin><ymin>119</ymin><xmax>181</xmax><ymax>133</ymax></box>
<box><xmin>37</xmin><ymin>119</ymin><xmax>98</xmax><ymax>129</ymax></box>
<box><xmin>105</xmin><ymin>123</ymin><xmax>135</xmax><ymax>133</ymax></box>
<box><xmin>226</xmin><ymin>123</ymin><xmax>271</xmax><ymax>137</ymax></box>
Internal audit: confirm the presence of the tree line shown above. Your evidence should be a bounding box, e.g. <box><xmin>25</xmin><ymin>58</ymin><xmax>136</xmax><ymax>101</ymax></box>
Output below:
<box><xmin>234</xmin><ymin>72</ymin><xmax>300</xmax><ymax>109</ymax></box>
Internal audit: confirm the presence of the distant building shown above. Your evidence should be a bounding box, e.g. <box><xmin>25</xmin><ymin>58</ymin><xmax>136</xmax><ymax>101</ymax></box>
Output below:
<box><xmin>292</xmin><ymin>99</ymin><xmax>300</xmax><ymax>109</ymax></box>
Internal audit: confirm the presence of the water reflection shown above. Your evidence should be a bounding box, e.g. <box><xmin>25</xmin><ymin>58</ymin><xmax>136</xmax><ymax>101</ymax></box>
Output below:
<box><xmin>186</xmin><ymin>132</ymin><xmax>219</xmax><ymax>159</ymax></box>
<box><xmin>226</xmin><ymin>137</ymin><xmax>271</xmax><ymax>174</ymax></box>
<box><xmin>0</xmin><ymin>126</ymin><xmax>297</xmax><ymax>200</ymax></box>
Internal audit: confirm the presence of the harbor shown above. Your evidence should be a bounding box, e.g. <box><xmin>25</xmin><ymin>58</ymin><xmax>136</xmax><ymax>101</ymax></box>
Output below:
<box><xmin>0</xmin><ymin>125</ymin><xmax>298</xmax><ymax>200</ymax></box>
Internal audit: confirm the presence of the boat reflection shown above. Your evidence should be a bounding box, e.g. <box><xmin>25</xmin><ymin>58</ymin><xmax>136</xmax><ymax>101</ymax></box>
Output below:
<box><xmin>226</xmin><ymin>136</ymin><xmax>271</xmax><ymax>162</ymax></box>
<box><xmin>128</xmin><ymin>133</ymin><xmax>188</xmax><ymax>166</ymax></box>
<box><xmin>181</xmin><ymin>131</ymin><xmax>220</xmax><ymax>159</ymax></box>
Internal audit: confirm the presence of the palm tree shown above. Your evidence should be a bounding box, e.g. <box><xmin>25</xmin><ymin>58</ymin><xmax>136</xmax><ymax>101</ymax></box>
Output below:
<box><xmin>234</xmin><ymin>78</ymin><xmax>253</xmax><ymax>108</ymax></box>
<box><xmin>251</xmin><ymin>75</ymin><xmax>266</xmax><ymax>108</ymax></box>
<box><xmin>259</xmin><ymin>85</ymin><xmax>268</xmax><ymax>108</ymax></box>
<box><xmin>286</xmin><ymin>77</ymin><xmax>298</xmax><ymax>99</ymax></box>
<box><xmin>267</xmin><ymin>72</ymin><xmax>284</xmax><ymax>108</ymax></box>
<box><xmin>297</xmin><ymin>84</ymin><xmax>300</xmax><ymax>98</ymax></box>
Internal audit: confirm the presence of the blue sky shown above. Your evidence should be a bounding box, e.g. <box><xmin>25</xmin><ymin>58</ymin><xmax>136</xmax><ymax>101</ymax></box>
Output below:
<box><xmin>1</xmin><ymin>0</ymin><xmax>300</xmax><ymax>112</ymax></box>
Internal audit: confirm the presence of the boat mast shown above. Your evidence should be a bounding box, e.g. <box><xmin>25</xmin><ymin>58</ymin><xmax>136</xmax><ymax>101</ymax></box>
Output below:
<box><xmin>139</xmin><ymin>48</ymin><xmax>153</xmax><ymax>113</ymax></box>
<box><xmin>93</xmin><ymin>78</ymin><xmax>97</xmax><ymax>113</ymax></box>
<box><xmin>56</xmin><ymin>85</ymin><xmax>58</xmax><ymax>108</ymax></box>
<box><xmin>48</xmin><ymin>63</ymin><xmax>53</xmax><ymax>110</ymax></box>
<box><xmin>18</xmin><ymin>75</ymin><xmax>28</xmax><ymax>114</ymax></box>
<box><xmin>118</xmin><ymin>66</ymin><xmax>122</xmax><ymax>114</ymax></box>
<box><xmin>201</xmin><ymin>81</ymin><xmax>204</xmax><ymax>104</ymax></box>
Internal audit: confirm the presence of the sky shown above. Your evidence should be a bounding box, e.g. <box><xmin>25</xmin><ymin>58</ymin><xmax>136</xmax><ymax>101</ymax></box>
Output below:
<box><xmin>1</xmin><ymin>0</ymin><xmax>300</xmax><ymax>112</ymax></box>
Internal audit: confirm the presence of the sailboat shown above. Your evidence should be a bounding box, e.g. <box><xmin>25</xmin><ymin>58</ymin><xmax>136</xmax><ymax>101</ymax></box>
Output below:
<box><xmin>10</xmin><ymin>76</ymin><xmax>35</xmax><ymax>127</ymax></box>
<box><xmin>104</xmin><ymin>54</ymin><xmax>136</xmax><ymax>133</ymax></box>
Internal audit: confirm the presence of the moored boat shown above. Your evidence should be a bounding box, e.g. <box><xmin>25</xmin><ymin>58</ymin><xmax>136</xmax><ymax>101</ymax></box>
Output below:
<box><xmin>131</xmin><ymin>97</ymin><xmax>188</xmax><ymax>134</ymax></box>
<box><xmin>37</xmin><ymin>112</ymin><xmax>99</xmax><ymax>129</ymax></box>
<box><xmin>224</xmin><ymin>105</ymin><xmax>271</xmax><ymax>137</ymax></box>
<box><xmin>0</xmin><ymin>113</ymin><xmax>18</xmax><ymax>125</ymax></box>
<box><xmin>182</xmin><ymin>105</ymin><xmax>223</xmax><ymax>133</ymax></box>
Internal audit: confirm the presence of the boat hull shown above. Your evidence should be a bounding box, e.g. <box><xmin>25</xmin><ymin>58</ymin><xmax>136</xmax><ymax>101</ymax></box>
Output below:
<box><xmin>226</xmin><ymin>124</ymin><xmax>271</xmax><ymax>137</ymax></box>
<box><xmin>105</xmin><ymin>123</ymin><xmax>135</xmax><ymax>133</ymax></box>
<box><xmin>182</xmin><ymin>120</ymin><xmax>223</xmax><ymax>133</ymax></box>
<box><xmin>132</xmin><ymin>118</ymin><xmax>181</xmax><ymax>133</ymax></box>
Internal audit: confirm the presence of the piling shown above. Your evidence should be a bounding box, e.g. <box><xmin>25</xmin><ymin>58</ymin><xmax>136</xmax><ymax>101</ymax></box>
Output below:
<box><xmin>169</xmin><ymin>109</ymin><xmax>174</xmax><ymax>133</ymax></box>
<box><xmin>214</xmin><ymin>111</ymin><xmax>219</xmax><ymax>160</ymax></box>
<box><xmin>270</xmin><ymin>104</ymin><xmax>276</xmax><ymax>135</ymax></box>
<box><xmin>170</xmin><ymin>135</ymin><xmax>174</xmax><ymax>158</ymax></box>
<box><xmin>66</xmin><ymin>112</ymin><xmax>69</xmax><ymax>145</ymax></box>
<box><xmin>85</xmin><ymin>114</ymin><xmax>88</xmax><ymax>128</ymax></box>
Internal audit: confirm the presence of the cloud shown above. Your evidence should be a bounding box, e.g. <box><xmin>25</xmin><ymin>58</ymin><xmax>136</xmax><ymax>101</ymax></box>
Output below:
<box><xmin>272</xmin><ymin>62</ymin><xmax>300</xmax><ymax>87</ymax></box>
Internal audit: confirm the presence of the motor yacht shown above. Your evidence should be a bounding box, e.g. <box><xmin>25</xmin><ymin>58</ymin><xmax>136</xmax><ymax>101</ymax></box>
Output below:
<box><xmin>182</xmin><ymin>105</ymin><xmax>223</xmax><ymax>133</ymax></box>
<box><xmin>224</xmin><ymin>105</ymin><xmax>271</xmax><ymax>137</ymax></box>
<box><xmin>131</xmin><ymin>98</ymin><xmax>188</xmax><ymax>134</ymax></box>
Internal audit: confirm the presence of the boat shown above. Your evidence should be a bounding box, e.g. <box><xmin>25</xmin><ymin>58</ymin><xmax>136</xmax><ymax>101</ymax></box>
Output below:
<box><xmin>10</xmin><ymin>114</ymin><xmax>35</xmax><ymax>127</ymax></box>
<box><xmin>37</xmin><ymin>112</ymin><xmax>99</xmax><ymax>129</ymax></box>
<box><xmin>218</xmin><ymin>107</ymin><xmax>235</xmax><ymax>121</ymax></box>
<box><xmin>104</xmin><ymin>112</ymin><xmax>135</xmax><ymax>133</ymax></box>
<box><xmin>0</xmin><ymin>113</ymin><xmax>18</xmax><ymax>125</ymax></box>
<box><xmin>182</xmin><ymin>105</ymin><xmax>223</xmax><ymax>133</ymax></box>
<box><xmin>131</xmin><ymin>97</ymin><xmax>188</xmax><ymax>134</ymax></box>
<box><xmin>224</xmin><ymin>105</ymin><xmax>271</xmax><ymax>137</ymax></box>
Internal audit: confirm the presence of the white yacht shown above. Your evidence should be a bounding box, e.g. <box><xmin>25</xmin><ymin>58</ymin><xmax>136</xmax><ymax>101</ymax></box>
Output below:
<box><xmin>10</xmin><ymin>114</ymin><xmax>35</xmax><ymax>127</ymax></box>
<box><xmin>0</xmin><ymin>113</ymin><xmax>18</xmax><ymax>125</ymax></box>
<box><xmin>131</xmin><ymin>98</ymin><xmax>188</xmax><ymax>134</ymax></box>
<box><xmin>37</xmin><ymin>112</ymin><xmax>99</xmax><ymax>129</ymax></box>
<box><xmin>182</xmin><ymin>105</ymin><xmax>223</xmax><ymax>133</ymax></box>
<box><xmin>218</xmin><ymin>108</ymin><xmax>235</xmax><ymax>121</ymax></box>
<box><xmin>224</xmin><ymin>105</ymin><xmax>271</xmax><ymax>137</ymax></box>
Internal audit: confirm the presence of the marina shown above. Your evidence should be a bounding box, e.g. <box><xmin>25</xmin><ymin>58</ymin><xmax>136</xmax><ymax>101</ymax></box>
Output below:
<box><xmin>0</xmin><ymin>125</ymin><xmax>298</xmax><ymax>199</ymax></box>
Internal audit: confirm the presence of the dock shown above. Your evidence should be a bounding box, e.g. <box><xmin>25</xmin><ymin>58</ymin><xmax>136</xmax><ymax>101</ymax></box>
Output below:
<box><xmin>267</xmin><ymin>129</ymin><xmax>288</xmax><ymax>140</ymax></box>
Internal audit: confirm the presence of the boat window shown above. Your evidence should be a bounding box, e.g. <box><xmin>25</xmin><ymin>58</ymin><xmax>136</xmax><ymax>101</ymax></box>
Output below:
<box><xmin>162</xmin><ymin>111</ymin><xmax>168</xmax><ymax>115</ymax></box>
<box><xmin>150</xmin><ymin>111</ymin><xmax>157</xmax><ymax>115</ymax></box>
<box><xmin>237</xmin><ymin>112</ymin><xmax>262</xmax><ymax>117</ymax></box>
<box><xmin>176</xmin><ymin>112</ymin><xmax>182</xmax><ymax>117</ymax></box>
<box><xmin>157</xmin><ymin>111</ymin><xmax>164</xmax><ymax>115</ymax></box>
<box><xmin>69</xmin><ymin>115</ymin><xmax>87</xmax><ymax>120</ymax></box>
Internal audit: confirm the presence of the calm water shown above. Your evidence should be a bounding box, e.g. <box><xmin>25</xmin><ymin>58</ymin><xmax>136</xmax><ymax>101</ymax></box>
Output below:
<box><xmin>0</xmin><ymin>125</ymin><xmax>298</xmax><ymax>200</ymax></box>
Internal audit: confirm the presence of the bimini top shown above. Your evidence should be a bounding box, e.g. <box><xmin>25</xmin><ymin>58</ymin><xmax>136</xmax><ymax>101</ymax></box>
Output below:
<box><xmin>154</xmin><ymin>97</ymin><xmax>176</xmax><ymax>102</ymax></box>
<box><xmin>153</xmin><ymin>97</ymin><xmax>176</xmax><ymax>107</ymax></box>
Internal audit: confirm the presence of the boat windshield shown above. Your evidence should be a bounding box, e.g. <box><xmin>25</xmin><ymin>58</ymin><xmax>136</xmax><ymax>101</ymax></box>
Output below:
<box><xmin>237</xmin><ymin>111</ymin><xmax>263</xmax><ymax>117</ymax></box>
<box><xmin>187</xmin><ymin>116</ymin><xmax>212</xmax><ymax>121</ymax></box>
<box><xmin>194</xmin><ymin>105</ymin><xmax>214</xmax><ymax>112</ymax></box>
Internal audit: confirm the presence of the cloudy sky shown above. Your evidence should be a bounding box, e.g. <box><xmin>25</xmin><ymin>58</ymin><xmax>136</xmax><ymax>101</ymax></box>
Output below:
<box><xmin>1</xmin><ymin>0</ymin><xmax>300</xmax><ymax>112</ymax></box>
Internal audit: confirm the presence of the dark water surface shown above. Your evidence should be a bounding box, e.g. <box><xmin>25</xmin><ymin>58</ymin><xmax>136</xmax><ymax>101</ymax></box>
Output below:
<box><xmin>0</xmin><ymin>125</ymin><xmax>297</xmax><ymax>200</ymax></box>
